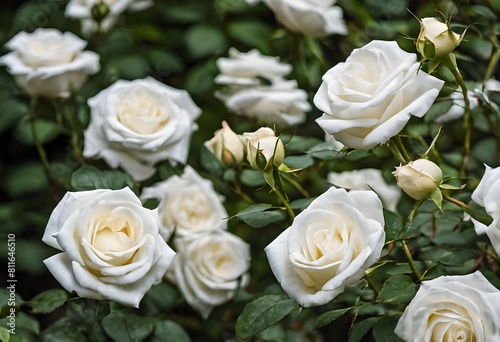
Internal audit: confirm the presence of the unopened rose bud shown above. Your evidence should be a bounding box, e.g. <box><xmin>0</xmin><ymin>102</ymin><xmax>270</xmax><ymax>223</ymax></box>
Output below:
<box><xmin>91</xmin><ymin>1</ymin><xmax>110</xmax><ymax>23</ymax></box>
<box><xmin>417</xmin><ymin>17</ymin><xmax>462</xmax><ymax>60</ymax></box>
<box><xmin>205</xmin><ymin>121</ymin><xmax>245</xmax><ymax>167</ymax></box>
<box><xmin>243</xmin><ymin>127</ymin><xmax>285</xmax><ymax>170</ymax></box>
<box><xmin>392</xmin><ymin>159</ymin><xmax>443</xmax><ymax>200</ymax></box>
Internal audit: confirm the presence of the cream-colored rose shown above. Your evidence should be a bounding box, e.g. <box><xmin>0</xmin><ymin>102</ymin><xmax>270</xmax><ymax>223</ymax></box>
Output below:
<box><xmin>395</xmin><ymin>272</ymin><xmax>500</xmax><ymax>342</ymax></box>
<box><xmin>204</xmin><ymin>121</ymin><xmax>245</xmax><ymax>167</ymax></box>
<box><xmin>215</xmin><ymin>49</ymin><xmax>310</xmax><ymax>126</ymax></box>
<box><xmin>265</xmin><ymin>186</ymin><xmax>385</xmax><ymax>307</ymax></box>
<box><xmin>314</xmin><ymin>40</ymin><xmax>444</xmax><ymax>150</ymax></box>
<box><xmin>471</xmin><ymin>164</ymin><xmax>500</xmax><ymax>256</ymax></box>
<box><xmin>0</xmin><ymin>28</ymin><xmax>99</xmax><ymax>98</ymax></box>
<box><xmin>141</xmin><ymin>166</ymin><xmax>228</xmax><ymax>240</ymax></box>
<box><xmin>417</xmin><ymin>17</ymin><xmax>462</xmax><ymax>60</ymax></box>
<box><xmin>167</xmin><ymin>231</ymin><xmax>251</xmax><ymax>318</ymax></box>
<box><xmin>83</xmin><ymin>77</ymin><xmax>201</xmax><ymax>181</ymax></box>
<box><xmin>65</xmin><ymin>0</ymin><xmax>153</xmax><ymax>33</ymax></box>
<box><xmin>328</xmin><ymin>169</ymin><xmax>401</xmax><ymax>212</ymax></box>
<box><xmin>42</xmin><ymin>187</ymin><xmax>176</xmax><ymax>308</ymax></box>
<box><xmin>393</xmin><ymin>159</ymin><xmax>443</xmax><ymax>201</ymax></box>
<box><xmin>261</xmin><ymin>0</ymin><xmax>348</xmax><ymax>38</ymax></box>
<box><xmin>243</xmin><ymin>127</ymin><xmax>285</xmax><ymax>170</ymax></box>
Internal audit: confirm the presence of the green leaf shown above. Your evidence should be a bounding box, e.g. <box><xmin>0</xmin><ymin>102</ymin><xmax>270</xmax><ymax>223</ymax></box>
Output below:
<box><xmin>185</xmin><ymin>61</ymin><xmax>218</xmax><ymax>97</ymax></box>
<box><xmin>227</xmin><ymin>20</ymin><xmax>273</xmax><ymax>53</ymax></box>
<box><xmin>383</xmin><ymin>210</ymin><xmax>403</xmax><ymax>241</ymax></box>
<box><xmin>3</xmin><ymin>163</ymin><xmax>48</xmax><ymax>198</ymax></box>
<box><xmin>308</xmin><ymin>142</ymin><xmax>344</xmax><ymax>160</ymax></box>
<box><xmin>283</xmin><ymin>155</ymin><xmax>315</xmax><ymax>169</ymax></box>
<box><xmin>66</xmin><ymin>299</ymin><xmax>110</xmax><ymax>325</ymax></box>
<box><xmin>480</xmin><ymin>269</ymin><xmax>500</xmax><ymax>290</ymax></box>
<box><xmin>314</xmin><ymin>307</ymin><xmax>352</xmax><ymax>329</ymax></box>
<box><xmin>101</xmin><ymin>310</ymin><xmax>154</xmax><ymax>342</ymax></box>
<box><xmin>283</xmin><ymin>135</ymin><xmax>323</xmax><ymax>153</ymax></box>
<box><xmin>141</xmin><ymin>282</ymin><xmax>180</xmax><ymax>314</ymax></box>
<box><xmin>377</xmin><ymin>275</ymin><xmax>417</xmax><ymax>305</ymax></box>
<box><xmin>290</xmin><ymin>197</ymin><xmax>316</xmax><ymax>210</ymax></box>
<box><xmin>0</xmin><ymin>98</ymin><xmax>28</xmax><ymax>135</ymax></box>
<box><xmin>185</xmin><ymin>25</ymin><xmax>228</xmax><ymax>59</ymax></box>
<box><xmin>348</xmin><ymin>317</ymin><xmax>381</xmax><ymax>342</ymax></box>
<box><xmin>372</xmin><ymin>316</ymin><xmax>403</xmax><ymax>342</ymax></box>
<box><xmin>149</xmin><ymin>321</ymin><xmax>190</xmax><ymax>342</ymax></box>
<box><xmin>109</xmin><ymin>55</ymin><xmax>149</xmax><ymax>80</ymax></box>
<box><xmin>235</xmin><ymin>204</ymin><xmax>287</xmax><ymax>228</ymax></box>
<box><xmin>27</xmin><ymin>289</ymin><xmax>69</xmax><ymax>314</ymax></box>
<box><xmin>13</xmin><ymin>119</ymin><xmax>60</xmax><ymax>146</ymax></box>
<box><xmin>70</xmin><ymin>166</ymin><xmax>135</xmax><ymax>191</ymax></box>
<box><xmin>40</xmin><ymin>318</ymin><xmax>86</xmax><ymax>342</ymax></box>
<box><xmin>239</xmin><ymin>169</ymin><xmax>266</xmax><ymax>187</ymax></box>
<box><xmin>200</xmin><ymin>145</ymin><xmax>225</xmax><ymax>176</ymax></box>
<box><xmin>162</xmin><ymin>5</ymin><xmax>204</xmax><ymax>23</ymax></box>
<box><xmin>147</xmin><ymin>49</ymin><xmax>185</xmax><ymax>74</ymax></box>
<box><xmin>235</xmin><ymin>295</ymin><xmax>298</xmax><ymax>340</ymax></box>
<box><xmin>0</xmin><ymin>327</ymin><xmax>9</xmax><ymax>342</ymax></box>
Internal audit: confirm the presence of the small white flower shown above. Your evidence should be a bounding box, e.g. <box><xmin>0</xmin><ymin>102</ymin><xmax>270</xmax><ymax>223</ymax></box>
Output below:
<box><xmin>393</xmin><ymin>159</ymin><xmax>443</xmax><ymax>201</ymax></box>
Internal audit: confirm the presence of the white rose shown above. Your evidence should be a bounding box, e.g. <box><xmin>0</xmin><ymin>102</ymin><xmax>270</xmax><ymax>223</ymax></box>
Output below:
<box><xmin>141</xmin><ymin>166</ymin><xmax>228</xmax><ymax>240</ymax></box>
<box><xmin>0</xmin><ymin>28</ymin><xmax>99</xmax><ymax>98</ymax></box>
<box><xmin>243</xmin><ymin>127</ymin><xmax>285</xmax><ymax>170</ymax></box>
<box><xmin>42</xmin><ymin>187</ymin><xmax>176</xmax><ymax>308</ymax></box>
<box><xmin>204</xmin><ymin>121</ymin><xmax>246</xmax><ymax>167</ymax></box>
<box><xmin>395</xmin><ymin>271</ymin><xmax>500</xmax><ymax>342</ymax></box>
<box><xmin>261</xmin><ymin>0</ymin><xmax>348</xmax><ymax>38</ymax></box>
<box><xmin>265</xmin><ymin>186</ymin><xmax>385</xmax><ymax>307</ymax></box>
<box><xmin>83</xmin><ymin>77</ymin><xmax>201</xmax><ymax>181</ymax></box>
<box><xmin>215</xmin><ymin>49</ymin><xmax>310</xmax><ymax>126</ymax></box>
<box><xmin>471</xmin><ymin>164</ymin><xmax>500</xmax><ymax>256</ymax></box>
<box><xmin>314</xmin><ymin>40</ymin><xmax>444</xmax><ymax>150</ymax></box>
<box><xmin>328</xmin><ymin>169</ymin><xmax>401</xmax><ymax>212</ymax></box>
<box><xmin>167</xmin><ymin>231</ymin><xmax>251</xmax><ymax>318</ymax></box>
<box><xmin>417</xmin><ymin>17</ymin><xmax>462</xmax><ymax>60</ymax></box>
<box><xmin>65</xmin><ymin>0</ymin><xmax>153</xmax><ymax>33</ymax></box>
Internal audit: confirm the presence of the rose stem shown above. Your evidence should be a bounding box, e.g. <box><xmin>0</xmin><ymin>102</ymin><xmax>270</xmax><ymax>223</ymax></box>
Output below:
<box><xmin>363</xmin><ymin>274</ymin><xmax>380</xmax><ymax>295</ymax></box>
<box><xmin>274</xmin><ymin>187</ymin><xmax>295</xmax><ymax>220</ymax></box>
<box><xmin>387</xmin><ymin>137</ymin><xmax>408</xmax><ymax>164</ymax></box>
<box><xmin>281</xmin><ymin>173</ymin><xmax>310</xmax><ymax>198</ymax></box>
<box><xmin>394</xmin><ymin>134</ymin><xmax>412</xmax><ymax>163</ymax></box>
<box><xmin>401</xmin><ymin>239</ymin><xmax>422</xmax><ymax>281</ymax></box>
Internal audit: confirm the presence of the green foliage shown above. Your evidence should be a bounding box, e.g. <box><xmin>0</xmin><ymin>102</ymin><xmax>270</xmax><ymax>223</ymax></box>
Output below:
<box><xmin>377</xmin><ymin>276</ymin><xmax>418</xmax><ymax>305</ymax></box>
<box><xmin>234</xmin><ymin>203</ymin><xmax>287</xmax><ymax>228</ymax></box>
<box><xmin>70</xmin><ymin>165</ymin><xmax>135</xmax><ymax>191</ymax></box>
<box><xmin>101</xmin><ymin>310</ymin><xmax>154</xmax><ymax>342</ymax></box>
<box><xmin>26</xmin><ymin>289</ymin><xmax>69</xmax><ymax>314</ymax></box>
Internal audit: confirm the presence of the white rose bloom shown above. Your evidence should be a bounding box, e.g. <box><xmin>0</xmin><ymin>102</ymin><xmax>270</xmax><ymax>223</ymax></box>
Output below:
<box><xmin>168</xmin><ymin>231</ymin><xmax>251</xmax><ymax>318</ymax></box>
<box><xmin>328</xmin><ymin>169</ymin><xmax>401</xmax><ymax>212</ymax></box>
<box><xmin>314</xmin><ymin>40</ymin><xmax>444</xmax><ymax>150</ymax></box>
<box><xmin>471</xmin><ymin>164</ymin><xmax>500</xmax><ymax>256</ymax></box>
<box><xmin>66</xmin><ymin>0</ymin><xmax>153</xmax><ymax>33</ymax></box>
<box><xmin>42</xmin><ymin>187</ymin><xmax>176</xmax><ymax>308</ymax></box>
<box><xmin>0</xmin><ymin>28</ymin><xmax>99</xmax><ymax>98</ymax></box>
<box><xmin>395</xmin><ymin>272</ymin><xmax>500</xmax><ymax>342</ymax></box>
<box><xmin>141</xmin><ymin>166</ymin><xmax>227</xmax><ymax>240</ymax></box>
<box><xmin>261</xmin><ymin>0</ymin><xmax>348</xmax><ymax>38</ymax></box>
<box><xmin>83</xmin><ymin>77</ymin><xmax>201</xmax><ymax>181</ymax></box>
<box><xmin>215</xmin><ymin>49</ymin><xmax>311</xmax><ymax>126</ymax></box>
<box><xmin>265</xmin><ymin>186</ymin><xmax>385</xmax><ymax>307</ymax></box>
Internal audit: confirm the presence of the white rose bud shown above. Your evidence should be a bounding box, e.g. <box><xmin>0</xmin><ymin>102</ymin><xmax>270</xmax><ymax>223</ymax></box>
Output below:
<box><xmin>243</xmin><ymin>127</ymin><xmax>285</xmax><ymax>170</ymax></box>
<box><xmin>204</xmin><ymin>121</ymin><xmax>245</xmax><ymax>167</ymax></box>
<box><xmin>392</xmin><ymin>159</ymin><xmax>443</xmax><ymax>201</ymax></box>
<box><xmin>417</xmin><ymin>17</ymin><xmax>463</xmax><ymax>60</ymax></box>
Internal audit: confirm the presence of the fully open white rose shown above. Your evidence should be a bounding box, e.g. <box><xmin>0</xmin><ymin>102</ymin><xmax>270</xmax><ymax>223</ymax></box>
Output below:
<box><xmin>168</xmin><ymin>231</ymin><xmax>251</xmax><ymax>318</ymax></box>
<box><xmin>328</xmin><ymin>169</ymin><xmax>401</xmax><ymax>212</ymax></box>
<box><xmin>261</xmin><ymin>0</ymin><xmax>348</xmax><ymax>38</ymax></box>
<box><xmin>141</xmin><ymin>166</ymin><xmax>227</xmax><ymax>240</ymax></box>
<box><xmin>395</xmin><ymin>272</ymin><xmax>500</xmax><ymax>342</ymax></box>
<box><xmin>66</xmin><ymin>0</ymin><xmax>153</xmax><ymax>33</ymax></box>
<box><xmin>42</xmin><ymin>187</ymin><xmax>176</xmax><ymax>308</ymax></box>
<box><xmin>83</xmin><ymin>77</ymin><xmax>201</xmax><ymax>181</ymax></box>
<box><xmin>314</xmin><ymin>40</ymin><xmax>444</xmax><ymax>150</ymax></box>
<box><xmin>0</xmin><ymin>28</ymin><xmax>99</xmax><ymax>98</ymax></box>
<box><xmin>265</xmin><ymin>186</ymin><xmax>385</xmax><ymax>307</ymax></box>
<box><xmin>471</xmin><ymin>164</ymin><xmax>500</xmax><ymax>256</ymax></box>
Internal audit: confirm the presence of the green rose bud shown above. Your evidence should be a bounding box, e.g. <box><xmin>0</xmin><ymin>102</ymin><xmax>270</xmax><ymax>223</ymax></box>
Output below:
<box><xmin>243</xmin><ymin>127</ymin><xmax>285</xmax><ymax>170</ymax></box>
<box><xmin>91</xmin><ymin>1</ymin><xmax>110</xmax><ymax>23</ymax></box>
<box><xmin>417</xmin><ymin>17</ymin><xmax>462</xmax><ymax>60</ymax></box>
<box><xmin>393</xmin><ymin>159</ymin><xmax>443</xmax><ymax>201</ymax></box>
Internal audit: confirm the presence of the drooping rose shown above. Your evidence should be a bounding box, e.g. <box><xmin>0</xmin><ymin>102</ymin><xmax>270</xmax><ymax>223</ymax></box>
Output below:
<box><xmin>395</xmin><ymin>272</ymin><xmax>500</xmax><ymax>342</ymax></box>
<box><xmin>265</xmin><ymin>186</ymin><xmax>385</xmax><ymax>307</ymax></box>
<box><xmin>83</xmin><ymin>77</ymin><xmax>201</xmax><ymax>181</ymax></box>
<box><xmin>167</xmin><ymin>231</ymin><xmax>251</xmax><ymax>318</ymax></box>
<box><xmin>140</xmin><ymin>166</ymin><xmax>227</xmax><ymax>240</ymax></box>
<box><xmin>314</xmin><ymin>40</ymin><xmax>444</xmax><ymax>150</ymax></box>
<box><xmin>0</xmin><ymin>28</ymin><xmax>99</xmax><ymax>98</ymax></box>
<box><xmin>42</xmin><ymin>187</ymin><xmax>176</xmax><ymax>308</ymax></box>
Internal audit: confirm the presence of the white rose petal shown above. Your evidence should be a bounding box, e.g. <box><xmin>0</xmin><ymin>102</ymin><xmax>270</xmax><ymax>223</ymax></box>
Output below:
<box><xmin>141</xmin><ymin>166</ymin><xmax>227</xmax><ymax>240</ymax></box>
<box><xmin>42</xmin><ymin>187</ymin><xmax>176</xmax><ymax>308</ymax></box>
<box><xmin>314</xmin><ymin>40</ymin><xmax>444</xmax><ymax>150</ymax></box>
<box><xmin>395</xmin><ymin>272</ymin><xmax>500</xmax><ymax>342</ymax></box>
<box><xmin>265</xmin><ymin>186</ymin><xmax>385</xmax><ymax>307</ymax></box>
<box><xmin>83</xmin><ymin>77</ymin><xmax>200</xmax><ymax>181</ymax></box>
<box><xmin>0</xmin><ymin>28</ymin><xmax>99</xmax><ymax>98</ymax></box>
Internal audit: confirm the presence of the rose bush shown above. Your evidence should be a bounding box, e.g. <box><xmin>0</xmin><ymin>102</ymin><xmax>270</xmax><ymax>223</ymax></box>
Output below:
<box><xmin>42</xmin><ymin>187</ymin><xmax>176</xmax><ymax>308</ymax></box>
<box><xmin>83</xmin><ymin>77</ymin><xmax>201</xmax><ymax>181</ymax></box>
<box><xmin>167</xmin><ymin>231</ymin><xmax>251</xmax><ymax>318</ymax></box>
<box><xmin>141</xmin><ymin>166</ymin><xmax>228</xmax><ymax>240</ymax></box>
<box><xmin>265</xmin><ymin>186</ymin><xmax>385</xmax><ymax>307</ymax></box>
<box><xmin>395</xmin><ymin>271</ymin><xmax>500</xmax><ymax>342</ymax></box>
<box><xmin>0</xmin><ymin>28</ymin><xmax>99</xmax><ymax>98</ymax></box>
<box><xmin>314</xmin><ymin>40</ymin><xmax>444</xmax><ymax>150</ymax></box>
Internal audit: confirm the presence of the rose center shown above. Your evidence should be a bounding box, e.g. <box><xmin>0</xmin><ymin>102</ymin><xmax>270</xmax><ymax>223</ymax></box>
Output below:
<box><xmin>91</xmin><ymin>217</ymin><xmax>135</xmax><ymax>253</ymax></box>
